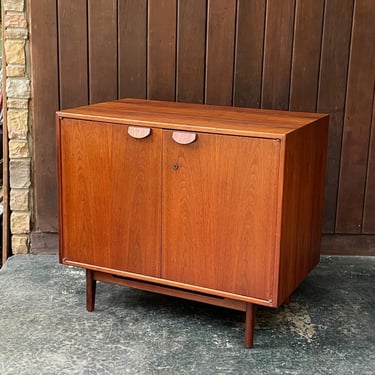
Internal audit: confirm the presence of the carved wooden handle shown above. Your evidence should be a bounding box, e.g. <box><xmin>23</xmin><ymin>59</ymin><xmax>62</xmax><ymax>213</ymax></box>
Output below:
<box><xmin>128</xmin><ymin>126</ymin><xmax>151</xmax><ymax>139</ymax></box>
<box><xmin>172</xmin><ymin>131</ymin><xmax>197</xmax><ymax>145</ymax></box>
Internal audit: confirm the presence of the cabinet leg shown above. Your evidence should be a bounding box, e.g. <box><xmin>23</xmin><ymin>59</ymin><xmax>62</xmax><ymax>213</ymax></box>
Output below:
<box><xmin>86</xmin><ymin>269</ymin><xmax>96</xmax><ymax>312</ymax></box>
<box><xmin>244</xmin><ymin>303</ymin><xmax>256</xmax><ymax>348</ymax></box>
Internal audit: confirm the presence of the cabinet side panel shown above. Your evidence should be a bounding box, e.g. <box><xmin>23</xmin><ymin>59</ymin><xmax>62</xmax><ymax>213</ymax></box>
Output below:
<box><xmin>162</xmin><ymin>132</ymin><xmax>280</xmax><ymax>301</ymax></box>
<box><xmin>277</xmin><ymin>118</ymin><xmax>329</xmax><ymax>305</ymax></box>
<box><xmin>59</xmin><ymin>119</ymin><xmax>162</xmax><ymax>277</ymax></box>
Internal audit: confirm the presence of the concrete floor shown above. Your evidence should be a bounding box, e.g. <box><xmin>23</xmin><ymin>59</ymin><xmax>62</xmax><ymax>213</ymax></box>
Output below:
<box><xmin>0</xmin><ymin>255</ymin><xmax>374</xmax><ymax>374</ymax></box>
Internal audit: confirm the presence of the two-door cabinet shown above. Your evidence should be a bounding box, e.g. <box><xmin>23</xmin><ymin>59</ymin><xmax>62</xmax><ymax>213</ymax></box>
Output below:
<box><xmin>56</xmin><ymin>99</ymin><xmax>329</xmax><ymax>347</ymax></box>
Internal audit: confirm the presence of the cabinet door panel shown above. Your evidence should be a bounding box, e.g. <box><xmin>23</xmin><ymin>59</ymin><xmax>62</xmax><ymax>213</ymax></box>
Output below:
<box><xmin>60</xmin><ymin>119</ymin><xmax>162</xmax><ymax>277</ymax></box>
<box><xmin>162</xmin><ymin>131</ymin><xmax>280</xmax><ymax>300</ymax></box>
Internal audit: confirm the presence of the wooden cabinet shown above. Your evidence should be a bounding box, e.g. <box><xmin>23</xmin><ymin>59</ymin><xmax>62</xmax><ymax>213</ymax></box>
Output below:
<box><xmin>162</xmin><ymin>131</ymin><xmax>280</xmax><ymax>300</ymax></box>
<box><xmin>59</xmin><ymin>119</ymin><xmax>162</xmax><ymax>277</ymax></box>
<box><xmin>57</xmin><ymin>99</ymin><xmax>329</xmax><ymax>347</ymax></box>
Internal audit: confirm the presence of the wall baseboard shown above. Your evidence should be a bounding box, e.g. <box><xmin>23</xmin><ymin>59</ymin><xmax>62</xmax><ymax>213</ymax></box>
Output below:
<box><xmin>29</xmin><ymin>232</ymin><xmax>375</xmax><ymax>256</ymax></box>
<box><xmin>321</xmin><ymin>234</ymin><xmax>375</xmax><ymax>256</ymax></box>
<box><xmin>30</xmin><ymin>232</ymin><xmax>58</xmax><ymax>254</ymax></box>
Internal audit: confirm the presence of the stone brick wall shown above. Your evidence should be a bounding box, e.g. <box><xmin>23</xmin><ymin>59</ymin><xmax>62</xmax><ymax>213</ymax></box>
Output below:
<box><xmin>3</xmin><ymin>0</ymin><xmax>31</xmax><ymax>254</ymax></box>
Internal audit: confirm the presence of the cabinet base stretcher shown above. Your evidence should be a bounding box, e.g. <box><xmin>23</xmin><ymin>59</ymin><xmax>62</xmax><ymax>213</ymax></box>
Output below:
<box><xmin>86</xmin><ymin>269</ymin><xmax>260</xmax><ymax>348</ymax></box>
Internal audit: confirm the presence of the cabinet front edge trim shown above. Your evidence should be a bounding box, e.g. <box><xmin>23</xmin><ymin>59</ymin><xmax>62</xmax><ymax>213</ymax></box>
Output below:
<box><xmin>57</xmin><ymin>114</ymin><xmax>288</xmax><ymax>139</ymax></box>
<box><xmin>62</xmin><ymin>259</ymin><xmax>275</xmax><ymax>307</ymax></box>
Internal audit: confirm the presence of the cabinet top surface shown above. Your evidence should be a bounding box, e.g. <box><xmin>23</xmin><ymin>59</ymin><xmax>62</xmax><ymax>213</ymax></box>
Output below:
<box><xmin>57</xmin><ymin>98</ymin><xmax>328</xmax><ymax>138</ymax></box>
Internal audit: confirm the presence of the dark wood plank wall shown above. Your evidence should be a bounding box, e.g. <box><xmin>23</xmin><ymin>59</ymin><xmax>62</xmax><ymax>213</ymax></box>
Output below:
<box><xmin>336</xmin><ymin>0</ymin><xmax>375</xmax><ymax>233</ymax></box>
<box><xmin>58</xmin><ymin>0</ymin><xmax>88</xmax><ymax>109</ymax></box>
<box><xmin>176</xmin><ymin>0</ymin><xmax>206</xmax><ymax>103</ymax></box>
<box><xmin>29</xmin><ymin>0</ymin><xmax>375</xmax><ymax>251</ymax></box>
<box><xmin>118</xmin><ymin>0</ymin><xmax>147</xmax><ymax>99</ymax></box>
<box><xmin>233</xmin><ymin>0</ymin><xmax>265</xmax><ymax>108</ymax></box>
<box><xmin>29</xmin><ymin>0</ymin><xmax>60</xmax><ymax>233</ymax></box>
<box><xmin>317</xmin><ymin>0</ymin><xmax>354</xmax><ymax>233</ymax></box>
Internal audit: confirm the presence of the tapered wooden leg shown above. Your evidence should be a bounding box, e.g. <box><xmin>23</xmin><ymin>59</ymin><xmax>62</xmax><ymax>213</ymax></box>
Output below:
<box><xmin>86</xmin><ymin>269</ymin><xmax>96</xmax><ymax>312</ymax></box>
<box><xmin>244</xmin><ymin>303</ymin><xmax>256</xmax><ymax>348</ymax></box>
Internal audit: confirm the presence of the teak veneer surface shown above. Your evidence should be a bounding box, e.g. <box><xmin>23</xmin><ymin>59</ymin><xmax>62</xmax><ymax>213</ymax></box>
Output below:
<box><xmin>57</xmin><ymin>98</ymin><xmax>326</xmax><ymax>138</ymax></box>
<box><xmin>162</xmin><ymin>131</ymin><xmax>280</xmax><ymax>300</ymax></box>
<box><xmin>59</xmin><ymin>120</ymin><xmax>162</xmax><ymax>277</ymax></box>
<box><xmin>57</xmin><ymin>99</ymin><xmax>329</xmax><ymax>347</ymax></box>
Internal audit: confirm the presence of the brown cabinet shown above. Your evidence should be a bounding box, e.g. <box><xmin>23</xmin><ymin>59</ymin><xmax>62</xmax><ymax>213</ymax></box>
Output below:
<box><xmin>162</xmin><ymin>131</ymin><xmax>280</xmax><ymax>300</ymax></box>
<box><xmin>57</xmin><ymin>99</ymin><xmax>329</xmax><ymax>347</ymax></box>
<box><xmin>59</xmin><ymin>119</ymin><xmax>162</xmax><ymax>277</ymax></box>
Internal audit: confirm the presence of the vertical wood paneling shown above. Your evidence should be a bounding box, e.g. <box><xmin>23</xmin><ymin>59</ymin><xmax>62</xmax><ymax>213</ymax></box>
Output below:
<box><xmin>29</xmin><ymin>0</ymin><xmax>59</xmax><ymax>232</ymax></box>
<box><xmin>205</xmin><ymin>0</ymin><xmax>236</xmax><ymax>105</ymax></box>
<box><xmin>88</xmin><ymin>0</ymin><xmax>118</xmax><ymax>104</ymax></box>
<box><xmin>58</xmin><ymin>0</ymin><xmax>88</xmax><ymax>109</ymax></box>
<box><xmin>118</xmin><ymin>0</ymin><xmax>147</xmax><ymax>99</ymax></box>
<box><xmin>176</xmin><ymin>0</ymin><xmax>206</xmax><ymax>103</ymax></box>
<box><xmin>29</xmin><ymin>0</ymin><xmax>375</xmax><ymax>245</ymax></box>
<box><xmin>148</xmin><ymin>0</ymin><xmax>177</xmax><ymax>101</ymax></box>
<box><xmin>317</xmin><ymin>0</ymin><xmax>354</xmax><ymax>233</ymax></box>
<box><xmin>363</xmin><ymin>97</ymin><xmax>375</xmax><ymax>232</ymax></box>
<box><xmin>336</xmin><ymin>0</ymin><xmax>375</xmax><ymax>233</ymax></box>
<box><xmin>262</xmin><ymin>0</ymin><xmax>295</xmax><ymax>110</ymax></box>
<box><xmin>233</xmin><ymin>0</ymin><xmax>266</xmax><ymax>108</ymax></box>
<box><xmin>289</xmin><ymin>0</ymin><xmax>324</xmax><ymax>112</ymax></box>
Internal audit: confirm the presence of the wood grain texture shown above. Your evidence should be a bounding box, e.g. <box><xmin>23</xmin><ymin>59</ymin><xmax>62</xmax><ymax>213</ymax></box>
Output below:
<box><xmin>58</xmin><ymin>100</ymin><xmax>329</xmax><ymax>314</ymax></box>
<box><xmin>30</xmin><ymin>232</ymin><xmax>58</xmax><ymax>254</ymax></box>
<box><xmin>118</xmin><ymin>0</ymin><xmax>147</xmax><ymax>99</ymax></box>
<box><xmin>318</xmin><ymin>0</ymin><xmax>354</xmax><ymax>233</ymax></box>
<box><xmin>29</xmin><ymin>0</ymin><xmax>59</xmax><ymax>232</ymax></box>
<box><xmin>233</xmin><ymin>0</ymin><xmax>266</xmax><ymax>108</ymax></box>
<box><xmin>363</xmin><ymin>96</ymin><xmax>375</xmax><ymax>232</ymax></box>
<box><xmin>321</xmin><ymin>234</ymin><xmax>375</xmax><ymax>256</ymax></box>
<box><xmin>289</xmin><ymin>0</ymin><xmax>324</xmax><ymax>112</ymax></box>
<box><xmin>128</xmin><ymin>126</ymin><xmax>151</xmax><ymax>139</ymax></box>
<box><xmin>336</xmin><ymin>0</ymin><xmax>375</xmax><ymax>233</ymax></box>
<box><xmin>64</xmin><ymin>257</ymin><xmax>276</xmax><ymax>306</ymax></box>
<box><xmin>148</xmin><ymin>0</ymin><xmax>177</xmax><ymax>100</ymax></box>
<box><xmin>176</xmin><ymin>0</ymin><xmax>206</xmax><ymax>103</ymax></box>
<box><xmin>58</xmin><ymin>0</ymin><xmax>88</xmax><ymax>109</ymax></box>
<box><xmin>162</xmin><ymin>130</ymin><xmax>280</xmax><ymax>301</ymax></box>
<box><xmin>58</xmin><ymin>98</ymin><xmax>326</xmax><ymax>138</ymax></box>
<box><xmin>94</xmin><ymin>271</ymin><xmax>247</xmax><ymax>311</ymax></box>
<box><xmin>205</xmin><ymin>0</ymin><xmax>236</xmax><ymax>105</ymax></box>
<box><xmin>172</xmin><ymin>131</ymin><xmax>197</xmax><ymax>145</ymax></box>
<box><xmin>262</xmin><ymin>0</ymin><xmax>295</xmax><ymax>110</ymax></box>
<box><xmin>86</xmin><ymin>269</ymin><xmax>96</xmax><ymax>312</ymax></box>
<box><xmin>276</xmin><ymin>119</ymin><xmax>329</xmax><ymax>305</ymax></box>
<box><xmin>88</xmin><ymin>0</ymin><xmax>118</xmax><ymax>103</ymax></box>
<box><xmin>58</xmin><ymin>119</ymin><xmax>162</xmax><ymax>277</ymax></box>
<box><xmin>245</xmin><ymin>303</ymin><xmax>256</xmax><ymax>348</ymax></box>
<box><xmin>34</xmin><ymin>0</ymin><xmax>375</xmax><ymax>256</ymax></box>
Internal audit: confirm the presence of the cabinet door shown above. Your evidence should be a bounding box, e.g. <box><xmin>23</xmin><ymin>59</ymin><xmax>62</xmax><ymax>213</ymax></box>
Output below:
<box><xmin>162</xmin><ymin>131</ymin><xmax>280</xmax><ymax>300</ymax></box>
<box><xmin>59</xmin><ymin>119</ymin><xmax>162</xmax><ymax>277</ymax></box>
